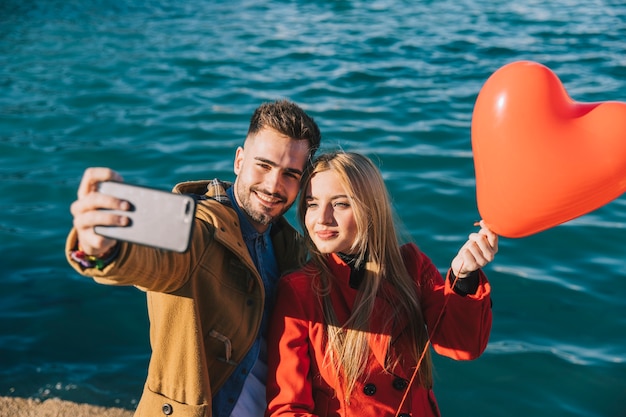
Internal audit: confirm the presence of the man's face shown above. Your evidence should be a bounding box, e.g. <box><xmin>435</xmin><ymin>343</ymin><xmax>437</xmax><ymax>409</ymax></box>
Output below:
<box><xmin>233</xmin><ymin>127</ymin><xmax>310</xmax><ymax>232</ymax></box>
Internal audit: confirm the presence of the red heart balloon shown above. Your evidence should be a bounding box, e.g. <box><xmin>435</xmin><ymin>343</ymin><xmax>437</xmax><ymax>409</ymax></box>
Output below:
<box><xmin>472</xmin><ymin>60</ymin><xmax>626</xmax><ymax>238</ymax></box>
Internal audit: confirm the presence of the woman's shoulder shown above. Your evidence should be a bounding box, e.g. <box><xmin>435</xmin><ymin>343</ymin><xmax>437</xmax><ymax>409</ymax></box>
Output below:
<box><xmin>279</xmin><ymin>262</ymin><xmax>318</xmax><ymax>292</ymax></box>
<box><xmin>399</xmin><ymin>242</ymin><xmax>438</xmax><ymax>278</ymax></box>
<box><xmin>399</xmin><ymin>242</ymin><xmax>425</xmax><ymax>260</ymax></box>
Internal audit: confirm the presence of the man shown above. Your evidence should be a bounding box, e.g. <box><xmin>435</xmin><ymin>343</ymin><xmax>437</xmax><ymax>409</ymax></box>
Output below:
<box><xmin>66</xmin><ymin>99</ymin><xmax>322</xmax><ymax>417</ymax></box>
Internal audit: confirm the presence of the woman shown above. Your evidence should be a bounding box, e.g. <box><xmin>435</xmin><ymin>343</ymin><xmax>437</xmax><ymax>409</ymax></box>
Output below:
<box><xmin>266</xmin><ymin>152</ymin><xmax>498</xmax><ymax>417</ymax></box>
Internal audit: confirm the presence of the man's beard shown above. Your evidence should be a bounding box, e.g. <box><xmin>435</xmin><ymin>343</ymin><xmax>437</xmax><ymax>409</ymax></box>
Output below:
<box><xmin>241</xmin><ymin>201</ymin><xmax>274</xmax><ymax>226</ymax></box>
<box><xmin>236</xmin><ymin>183</ymin><xmax>291</xmax><ymax>226</ymax></box>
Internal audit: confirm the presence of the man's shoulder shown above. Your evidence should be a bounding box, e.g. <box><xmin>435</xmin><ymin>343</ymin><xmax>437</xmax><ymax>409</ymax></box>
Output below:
<box><xmin>169</xmin><ymin>179</ymin><xmax>239</xmax><ymax>234</ymax></box>
<box><xmin>271</xmin><ymin>215</ymin><xmax>300</xmax><ymax>237</ymax></box>
<box><xmin>270</xmin><ymin>217</ymin><xmax>307</xmax><ymax>266</ymax></box>
<box><xmin>173</xmin><ymin>178</ymin><xmax>232</xmax><ymax>202</ymax></box>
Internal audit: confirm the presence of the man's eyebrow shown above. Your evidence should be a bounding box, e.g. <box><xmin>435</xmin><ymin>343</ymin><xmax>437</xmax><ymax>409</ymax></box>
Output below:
<box><xmin>254</xmin><ymin>157</ymin><xmax>303</xmax><ymax>176</ymax></box>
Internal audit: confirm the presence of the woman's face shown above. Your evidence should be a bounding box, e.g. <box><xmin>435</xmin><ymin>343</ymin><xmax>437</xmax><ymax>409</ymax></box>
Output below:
<box><xmin>304</xmin><ymin>169</ymin><xmax>358</xmax><ymax>255</ymax></box>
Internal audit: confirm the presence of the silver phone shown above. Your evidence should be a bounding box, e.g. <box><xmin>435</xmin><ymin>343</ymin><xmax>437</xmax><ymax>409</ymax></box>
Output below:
<box><xmin>94</xmin><ymin>181</ymin><xmax>196</xmax><ymax>253</ymax></box>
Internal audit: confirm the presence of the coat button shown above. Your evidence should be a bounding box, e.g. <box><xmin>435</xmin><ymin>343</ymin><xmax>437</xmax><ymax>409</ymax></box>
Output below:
<box><xmin>363</xmin><ymin>383</ymin><xmax>377</xmax><ymax>396</ymax></box>
<box><xmin>162</xmin><ymin>403</ymin><xmax>173</xmax><ymax>415</ymax></box>
<box><xmin>392</xmin><ymin>377</ymin><xmax>408</xmax><ymax>390</ymax></box>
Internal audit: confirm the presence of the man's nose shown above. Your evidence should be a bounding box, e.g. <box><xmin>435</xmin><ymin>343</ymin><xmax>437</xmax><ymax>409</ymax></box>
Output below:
<box><xmin>262</xmin><ymin>169</ymin><xmax>282</xmax><ymax>194</ymax></box>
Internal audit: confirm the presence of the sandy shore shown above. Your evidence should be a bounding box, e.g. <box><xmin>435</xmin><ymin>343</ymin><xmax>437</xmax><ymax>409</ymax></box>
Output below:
<box><xmin>0</xmin><ymin>396</ymin><xmax>134</xmax><ymax>417</ymax></box>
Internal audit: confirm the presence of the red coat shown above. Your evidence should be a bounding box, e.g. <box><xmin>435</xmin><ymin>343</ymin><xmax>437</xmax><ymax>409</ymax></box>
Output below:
<box><xmin>266</xmin><ymin>243</ymin><xmax>492</xmax><ymax>417</ymax></box>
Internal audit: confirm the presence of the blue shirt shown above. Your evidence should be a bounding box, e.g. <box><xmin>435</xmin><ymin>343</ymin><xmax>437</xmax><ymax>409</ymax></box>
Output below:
<box><xmin>211</xmin><ymin>186</ymin><xmax>280</xmax><ymax>417</ymax></box>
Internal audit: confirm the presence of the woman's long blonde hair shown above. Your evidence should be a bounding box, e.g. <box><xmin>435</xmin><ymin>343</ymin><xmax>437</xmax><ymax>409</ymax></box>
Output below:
<box><xmin>297</xmin><ymin>151</ymin><xmax>433</xmax><ymax>402</ymax></box>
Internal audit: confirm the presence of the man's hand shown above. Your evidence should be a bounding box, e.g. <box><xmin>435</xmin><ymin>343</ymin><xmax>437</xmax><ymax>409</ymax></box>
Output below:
<box><xmin>70</xmin><ymin>167</ymin><xmax>129</xmax><ymax>256</ymax></box>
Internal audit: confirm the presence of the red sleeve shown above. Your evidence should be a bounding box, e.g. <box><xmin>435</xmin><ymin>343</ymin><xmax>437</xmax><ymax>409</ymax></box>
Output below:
<box><xmin>402</xmin><ymin>243</ymin><xmax>492</xmax><ymax>360</ymax></box>
<box><xmin>266</xmin><ymin>275</ymin><xmax>318</xmax><ymax>417</ymax></box>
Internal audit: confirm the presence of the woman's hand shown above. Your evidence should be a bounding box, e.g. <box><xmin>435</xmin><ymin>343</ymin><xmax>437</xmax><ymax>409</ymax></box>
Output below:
<box><xmin>451</xmin><ymin>220</ymin><xmax>499</xmax><ymax>278</ymax></box>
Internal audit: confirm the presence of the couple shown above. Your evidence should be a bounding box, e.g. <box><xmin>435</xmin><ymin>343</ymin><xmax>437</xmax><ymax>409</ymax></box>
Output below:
<box><xmin>67</xmin><ymin>99</ymin><xmax>498</xmax><ymax>417</ymax></box>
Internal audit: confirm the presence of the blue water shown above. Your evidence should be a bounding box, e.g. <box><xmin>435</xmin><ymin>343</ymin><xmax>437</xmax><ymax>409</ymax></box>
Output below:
<box><xmin>2</xmin><ymin>1</ymin><xmax>626</xmax><ymax>415</ymax></box>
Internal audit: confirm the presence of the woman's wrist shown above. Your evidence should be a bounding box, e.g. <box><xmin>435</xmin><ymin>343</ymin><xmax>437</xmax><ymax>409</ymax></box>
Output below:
<box><xmin>448</xmin><ymin>269</ymin><xmax>480</xmax><ymax>296</ymax></box>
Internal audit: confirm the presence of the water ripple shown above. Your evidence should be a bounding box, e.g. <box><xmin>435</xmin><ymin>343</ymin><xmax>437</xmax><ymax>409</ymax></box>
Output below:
<box><xmin>2</xmin><ymin>0</ymin><xmax>626</xmax><ymax>415</ymax></box>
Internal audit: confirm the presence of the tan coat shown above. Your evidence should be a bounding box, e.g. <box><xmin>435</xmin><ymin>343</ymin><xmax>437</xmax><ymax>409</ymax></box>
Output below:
<box><xmin>66</xmin><ymin>180</ymin><xmax>307</xmax><ymax>417</ymax></box>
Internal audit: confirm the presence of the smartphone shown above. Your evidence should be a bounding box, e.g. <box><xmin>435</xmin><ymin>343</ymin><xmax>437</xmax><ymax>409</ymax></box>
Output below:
<box><xmin>94</xmin><ymin>181</ymin><xmax>196</xmax><ymax>253</ymax></box>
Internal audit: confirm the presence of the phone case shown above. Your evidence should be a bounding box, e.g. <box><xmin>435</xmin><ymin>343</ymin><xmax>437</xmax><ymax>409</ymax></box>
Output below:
<box><xmin>94</xmin><ymin>181</ymin><xmax>196</xmax><ymax>252</ymax></box>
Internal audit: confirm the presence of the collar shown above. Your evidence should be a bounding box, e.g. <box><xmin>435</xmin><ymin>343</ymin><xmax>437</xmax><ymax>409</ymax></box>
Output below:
<box><xmin>326</xmin><ymin>253</ymin><xmax>353</xmax><ymax>288</ymax></box>
<box><xmin>337</xmin><ymin>252</ymin><xmax>366</xmax><ymax>289</ymax></box>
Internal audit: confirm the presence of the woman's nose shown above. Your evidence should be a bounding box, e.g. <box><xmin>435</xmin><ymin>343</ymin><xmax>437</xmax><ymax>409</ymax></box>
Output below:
<box><xmin>317</xmin><ymin>205</ymin><xmax>334</xmax><ymax>225</ymax></box>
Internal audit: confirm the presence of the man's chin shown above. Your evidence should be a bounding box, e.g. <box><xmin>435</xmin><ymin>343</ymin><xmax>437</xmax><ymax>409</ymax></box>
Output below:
<box><xmin>246</xmin><ymin>201</ymin><xmax>292</xmax><ymax>225</ymax></box>
<box><xmin>249</xmin><ymin>208</ymin><xmax>280</xmax><ymax>226</ymax></box>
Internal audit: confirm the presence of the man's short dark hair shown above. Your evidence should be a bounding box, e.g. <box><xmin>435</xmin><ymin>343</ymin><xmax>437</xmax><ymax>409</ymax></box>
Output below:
<box><xmin>247</xmin><ymin>99</ymin><xmax>321</xmax><ymax>159</ymax></box>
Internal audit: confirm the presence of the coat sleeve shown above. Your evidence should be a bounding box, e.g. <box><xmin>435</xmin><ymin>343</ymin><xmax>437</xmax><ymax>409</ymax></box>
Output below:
<box><xmin>402</xmin><ymin>243</ymin><xmax>492</xmax><ymax>360</ymax></box>
<box><xmin>65</xmin><ymin>218</ymin><xmax>213</xmax><ymax>293</ymax></box>
<box><xmin>266</xmin><ymin>275</ymin><xmax>319</xmax><ymax>417</ymax></box>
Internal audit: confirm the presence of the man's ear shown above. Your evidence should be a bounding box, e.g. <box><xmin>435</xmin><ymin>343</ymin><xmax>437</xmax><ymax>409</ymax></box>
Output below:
<box><xmin>233</xmin><ymin>146</ymin><xmax>244</xmax><ymax>175</ymax></box>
